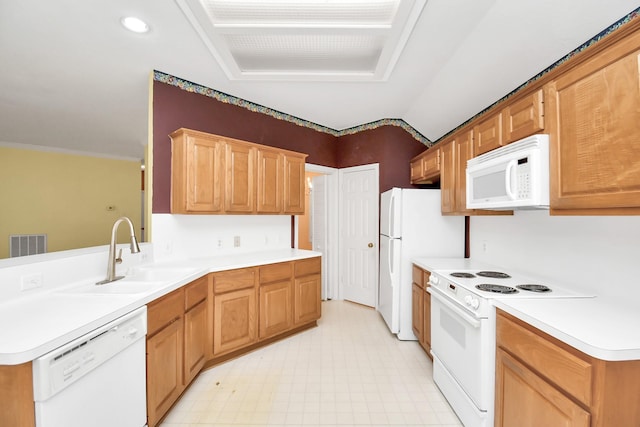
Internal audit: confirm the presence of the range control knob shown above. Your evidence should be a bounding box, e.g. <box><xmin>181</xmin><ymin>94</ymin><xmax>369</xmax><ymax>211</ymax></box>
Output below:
<box><xmin>430</xmin><ymin>276</ymin><xmax>439</xmax><ymax>286</ymax></box>
<box><xmin>464</xmin><ymin>295</ymin><xmax>480</xmax><ymax>310</ymax></box>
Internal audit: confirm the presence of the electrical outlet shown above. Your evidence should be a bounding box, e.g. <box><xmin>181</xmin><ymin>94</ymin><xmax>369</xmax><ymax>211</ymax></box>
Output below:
<box><xmin>234</xmin><ymin>236</ymin><xmax>241</xmax><ymax>247</ymax></box>
<box><xmin>482</xmin><ymin>240</ymin><xmax>488</xmax><ymax>253</ymax></box>
<box><xmin>217</xmin><ymin>239</ymin><xmax>223</xmax><ymax>248</ymax></box>
<box><xmin>21</xmin><ymin>273</ymin><xmax>43</xmax><ymax>291</ymax></box>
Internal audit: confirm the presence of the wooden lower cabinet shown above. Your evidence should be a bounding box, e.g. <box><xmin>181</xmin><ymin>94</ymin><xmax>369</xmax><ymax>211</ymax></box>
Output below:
<box><xmin>147</xmin><ymin>278</ymin><xmax>209</xmax><ymax>427</ymax></box>
<box><xmin>411</xmin><ymin>264</ymin><xmax>432</xmax><ymax>356</ymax></box>
<box><xmin>411</xmin><ymin>282</ymin><xmax>423</xmax><ymax>343</ymax></box>
<box><xmin>423</xmin><ymin>287</ymin><xmax>431</xmax><ymax>355</ymax></box>
<box><xmin>0</xmin><ymin>363</ymin><xmax>35</xmax><ymax>427</ymax></box>
<box><xmin>496</xmin><ymin>309</ymin><xmax>640</xmax><ymax>427</ymax></box>
<box><xmin>496</xmin><ymin>348</ymin><xmax>590</xmax><ymax>427</ymax></box>
<box><xmin>147</xmin><ymin>316</ymin><xmax>184</xmax><ymax>427</ymax></box>
<box><xmin>213</xmin><ymin>287</ymin><xmax>257</xmax><ymax>355</ymax></box>
<box><xmin>294</xmin><ymin>273</ymin><xmax>321</xmax><ymax>324</ymax></box>
<box><xmin>259</xmin><ymin>280</ymin><xmax>293</xmax><ymax>339</ymax></box>
<box><xmin>183</xmin><ymin>300</ymin><xmax>207</xmax><ymax>385</ymax></box>
<box><xmin>293</xmin><ymin>257</ymin><xmax>322</xmax><ymax>325</ymax></box>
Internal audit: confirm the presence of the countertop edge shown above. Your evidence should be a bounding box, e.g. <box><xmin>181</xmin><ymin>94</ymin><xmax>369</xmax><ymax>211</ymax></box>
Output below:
<box><xmin>0</xmin><ymin>249</ymin><xmax>322</xmax><ymax>365</ymax></box>
<box><xmin>493</xmin><ymin>299</ymin><xmax>640</xmax><ymax>362</ymax></box>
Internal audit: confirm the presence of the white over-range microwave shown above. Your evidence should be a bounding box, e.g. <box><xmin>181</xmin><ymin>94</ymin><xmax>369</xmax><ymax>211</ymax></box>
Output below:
<box><xmin>466</xmin><ymin>134</ymin><xmax>550</xmax><ymax>210</ymax></box>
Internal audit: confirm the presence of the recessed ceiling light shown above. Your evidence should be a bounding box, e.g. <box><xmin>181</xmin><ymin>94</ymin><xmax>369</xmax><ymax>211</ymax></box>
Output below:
<box><xmin>121</xmin><ymin>16</ymin><xmax>150</xmax><ymax>33</ymax></box>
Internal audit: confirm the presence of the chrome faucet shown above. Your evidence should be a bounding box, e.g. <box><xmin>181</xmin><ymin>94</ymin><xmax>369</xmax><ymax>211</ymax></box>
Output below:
<box><xmin>97</xmin><ymin>216</ymin><xmax>141</xmax><ymax>285</ymax></box>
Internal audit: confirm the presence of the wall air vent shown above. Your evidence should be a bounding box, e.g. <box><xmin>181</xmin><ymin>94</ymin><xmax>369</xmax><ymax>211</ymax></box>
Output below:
<box><xmin>10</xmin><ymin>234</ymin><xmax>47</xmax><ymax>257</ymax></box>
<box><xmin>175</xmin><ymin>0</ymin><xmax>426</xmax><ymax>81</ymax></box>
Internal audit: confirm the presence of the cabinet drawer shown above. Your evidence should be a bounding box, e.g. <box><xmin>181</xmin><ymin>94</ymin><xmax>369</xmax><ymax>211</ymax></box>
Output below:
<box><xmin>148</xmin><ymin>288</ymin><xmax>184</xmax><ymax>337</ymax></box>
<box><xmin>294</xmin><ymin>257</ymin><xmax>321</xmax><ymax>277</ymax></box>
<box><xmin>412</xmin><ymin>265</ymin><xmax>424</xmax><ymax>288</ymax></box>
<box><xmin>213</xmin><ymin>268</ymin><xmax>256</xmax><ymax>294</ymax></box>
<box><xmin>260</xmin><ymin>262</ymin><xmax>292</xmax><ymax>284</ymax></box>
<box><xmin>184</xmin><ymin>275</ymin><xmax>208</xmax><ymax>310</ymax></box>
<box><xmin>497</xmin><ymin>311</ymin><xmax>593</xmax><ymax>406</ymax></box>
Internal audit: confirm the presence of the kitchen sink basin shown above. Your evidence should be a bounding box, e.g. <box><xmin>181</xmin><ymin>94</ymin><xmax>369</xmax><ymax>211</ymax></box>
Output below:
<box><xmin>58</xmin><ymin>279</ymin><xmax>166</xmax><ymax>296</ymax></box>
<box><xmin>125</xmin><ymin>266</ymin><xmax>196</xmax><ymax>282</ymax></box>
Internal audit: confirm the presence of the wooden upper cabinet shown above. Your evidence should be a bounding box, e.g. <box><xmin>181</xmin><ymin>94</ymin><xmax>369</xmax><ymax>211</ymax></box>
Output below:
<box><xmin>225</xmin><ymin>141</ymin><xmax>255</xmax><ymax>213</ymax></box>
<box><xmin>503</xmin><ymin>89</ymin><xmax>545</xmax><ymax>143</ymax></box>
<box><xmin>453</xmin><ymin>130</ymin><xmax>475</xmax><ymax>214</ymax></box>
<box><xmin>545</xmin><ymin>33</ymin><xmax>640</xmax><ymax>213</ymax></box>
<box><xmin>440</xmin><ymin>140</ymin><xmax>456</xmax><ymax>214</ymax></box>
<box><xmin>473</xmin><ymin>112</ymin><xmax>503</xmax><ymax>155</ymax></box>
<box><xmin>410</xmin><ymin>147</ymin><xmax>440</xmax><ymax>184</ymax></box>
<box><xmin>283</xmin><ymin>154</ymin><xmax>306</xmax><ymax>214</ymax></box>
<box><xmin>256</xmin><ymin>148</ymin><xmax>283</xmax><ymax>213</ymax></box>
<box><xmin>170</xmin><ymin>129</ymin><xmax>224</xmax><ymax>213</ymax></box>
<box><xmin>170</xmin><ymin>128</ymin><xmax>307</xmax><ymax>215</ymax></box>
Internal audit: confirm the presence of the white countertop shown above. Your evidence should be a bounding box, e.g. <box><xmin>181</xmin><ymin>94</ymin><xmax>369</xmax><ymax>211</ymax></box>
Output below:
<box><xmin>0</xmin><ymin>249</ymin><xmax>320</xmax><ymax>365</ymax></box>
<box><xmin>493</xmin><ymin>298</ymin><xmax>640</xmax><ymax>361</ymax></box>
<box><xmin>412</xmin><ymin>257</ymin><xmax>640</xmax><ymax>362</ymax></box>
<box><xmin>412</xmin><ymin>257</ymin><xmax>496</xmax><ymax>272</ymax></box>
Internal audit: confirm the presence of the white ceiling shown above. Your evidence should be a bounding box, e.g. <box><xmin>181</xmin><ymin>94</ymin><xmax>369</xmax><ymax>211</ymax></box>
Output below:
<box><xmin>1</xmin><ymin>0</ymin><xmax>638</xmax><ymax>160</ymax></box>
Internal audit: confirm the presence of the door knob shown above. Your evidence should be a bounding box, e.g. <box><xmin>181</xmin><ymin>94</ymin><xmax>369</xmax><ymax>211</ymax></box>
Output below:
<box><xmin>368</xmin><ymin>243</ymin><xmax>374</xmax><ymax>248</ymax></box>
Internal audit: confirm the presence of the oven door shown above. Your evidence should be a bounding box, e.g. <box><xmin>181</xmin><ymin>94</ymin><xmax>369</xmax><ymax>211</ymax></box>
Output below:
<box><xmin>429</xmin><ymin>286</ymin><xmax>493</xmax><ymax>411</ymax></box>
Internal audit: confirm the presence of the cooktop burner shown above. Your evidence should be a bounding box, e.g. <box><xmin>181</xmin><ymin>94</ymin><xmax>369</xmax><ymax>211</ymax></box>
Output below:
<box><xmin>450</xmin><ymin>272</ymin><xmax>476</xmax><ymax>278</ymax></box>
<box><xmin>516</xmin><ymin>284</ymin><xmax>551</xmax><ymax>293</ymax></box>
<box><xmin>476</xmin><ymin>271</ymin><xmax>511</xmax><ymax>279</ymax></box>
<box><xmin>476</xmin><ymin>284</ymin><xmax>518</xmax><ymax>294</ymax></box>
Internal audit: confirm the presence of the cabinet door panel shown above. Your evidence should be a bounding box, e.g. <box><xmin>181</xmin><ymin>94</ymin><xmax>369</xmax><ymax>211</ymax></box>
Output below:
<box><xmin>411</xmin><ymin>283</ymin><xmax>423</xmax><ymax>343</ymax></box>
<box><xmin>213</xmin><ymin>288</ymin><xmax>257</xmax><ymax>355</ymax></box>
<box><xmin>423</xmin><ymin>288</ymin><xmax>431</xmax><ymax>355</ymax></box>
<box><xmin>225</xmin><ymin>142</ymin><xmax>255</xmax><ymax>212</ymax></box>
<box><xmin>171</xmin><ymin>131</ymin><xmax>224</xmax><ymax>213</ymax></box>
<box><xmin>184</xmin><ymin>301</ymin><xmax>207</xmax><ymax>385</ymax></box>
<box><xmin>474</xmin><ymin>112</ymin><xmax>503</xmax><ymax>155</ymax></box>
<box><xmin>503</xmin><ymin>89</ymin><xmax>544</xmax><ymax>143</ymax></box>
<box><xmin>259</xmin><ymin>280</ymin><xmax>293</xmax><ymax>339</ymax></box>
<box><xmin>257</xmin><ymin>148</ymin><xmax>283</xmax><ymax>213</ymax></box>
<box><xmin>440</xmin><ymin>141</ymin><xmax>456</xmax><ymax>214</ymax></box>
<box><xmin>495</xmin><ymin>349</ymin><xmax>590</xmax><ymax>427</ymax></box>
<box><xmin>547</xmin><ymin>47</ymin><xmax>640</xmax><ymax>210</ymax></box>
<box><xmin>283</xmin><ymin>154</ymin><xmax>305</xmax><ymax>214</ymax></box>
<box><xmin>294</xmin><ymin>273</ymin><xmax>321</xmax><ymax>324</ymax></box>
<box><xmin>147</xmin><ymin>318</ymin><xmax>184</xmax><ymax>427</ymax></box>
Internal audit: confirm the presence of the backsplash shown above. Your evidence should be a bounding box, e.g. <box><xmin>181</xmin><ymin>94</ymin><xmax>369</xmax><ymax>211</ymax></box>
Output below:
<box><xmin>151</xmin><ymin>214</ymin><xmax>291</xmax><ymax>262</ymax></box>
<box><xmin>0</xmin><ymin>243</ymin><xmax>153</xmax><ymax>303</ymax></box>
<box><xmin>470</xmin><ymin>211</ymin><xmax>640</xmax><ymax>302</ymax></box>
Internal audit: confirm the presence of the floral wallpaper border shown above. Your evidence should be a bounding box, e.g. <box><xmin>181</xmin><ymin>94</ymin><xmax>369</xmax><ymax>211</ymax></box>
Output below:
<box><xmin>435</xmin><ymin>6</ymin><xmax>640</xmax><ymax>143</ymax></box>
<box><xmin>153</xmin><ymin>70</ymin><xmax>430</xmax><ymax>145</ymax></box>
<box><xmin>154</xmin><ymin>6</ymin><xmax>639</xmax><ymax>148</ymax></box>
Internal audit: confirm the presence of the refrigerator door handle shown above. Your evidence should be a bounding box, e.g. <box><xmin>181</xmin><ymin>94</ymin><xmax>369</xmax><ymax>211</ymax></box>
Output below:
<box><xmin>388</xmin><ymin>239</ymin><xmax>394</xmax><ymax>276</ymax></box>
<box><xmin>389</xmin><ymin>192</ymin><xmax>396</xmax><ymax>237</ymax></box>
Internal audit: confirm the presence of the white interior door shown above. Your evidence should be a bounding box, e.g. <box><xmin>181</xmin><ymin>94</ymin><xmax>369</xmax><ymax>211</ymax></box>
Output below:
<box><xmin>339</xmin><ymin>164</ymin><xmax>379</xmax><ymax>307</ymax></box>
<box><xmin>311</xmin><ymin>175</ymin><xmax>328</xmax><ymax>299</ymax></box>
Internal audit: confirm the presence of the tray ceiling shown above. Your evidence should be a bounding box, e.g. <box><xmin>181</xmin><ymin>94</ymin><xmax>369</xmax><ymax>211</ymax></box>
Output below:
<box><xmin>176</xmin><ymin>0</ymin><xmax>426</xmax><ymax>80</ymax></box>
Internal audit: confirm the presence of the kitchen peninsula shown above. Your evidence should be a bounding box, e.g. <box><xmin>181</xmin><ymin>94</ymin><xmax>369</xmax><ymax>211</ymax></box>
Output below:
<box><xmin>0</xmin><ymin>245</ymin><xmax>321</xmax><ymax>427</ymax></box>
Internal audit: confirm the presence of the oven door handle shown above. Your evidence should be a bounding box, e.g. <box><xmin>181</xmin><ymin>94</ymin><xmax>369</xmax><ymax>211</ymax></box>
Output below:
<box><xmin>428</xmin><ymin>287</ymin><xmax>482</xmax><ymax>328</ymax></box>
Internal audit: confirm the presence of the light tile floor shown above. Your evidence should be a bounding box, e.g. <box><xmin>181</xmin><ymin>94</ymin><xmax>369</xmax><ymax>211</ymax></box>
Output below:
<box><xmin>160</xmin><ymin>300</ymin><xmax>462</xmax><ymax>427</ymax></box>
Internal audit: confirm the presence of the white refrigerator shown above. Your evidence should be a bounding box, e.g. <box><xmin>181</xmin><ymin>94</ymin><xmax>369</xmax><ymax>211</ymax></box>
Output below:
<box><xmin>378</xmin><ymin>188</ymin><xmax>465</xmax><ymax>340</ymax></box>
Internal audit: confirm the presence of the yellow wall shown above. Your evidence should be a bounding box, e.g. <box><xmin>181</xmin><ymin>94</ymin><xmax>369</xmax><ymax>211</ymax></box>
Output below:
<box><xmin>0</xmin><ymin>146</ymin><xmax>141</xmax><ymax>258</ymax></box>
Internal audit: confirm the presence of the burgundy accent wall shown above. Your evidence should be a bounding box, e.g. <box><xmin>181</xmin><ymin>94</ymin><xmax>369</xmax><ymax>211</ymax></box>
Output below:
<box><xmin>336</xmin><ymin>126</ymin><xmax>428</xmax><ymax>193</ymax></box>
<box><xmin>152</xmin><ymin>80</ymin><xmax>429</xmax><ymax>213</ymax></box>
<box><xmin>153</xmin><ymin>81</ymin><xmax>338</xmax><ymax>213</ymax></box>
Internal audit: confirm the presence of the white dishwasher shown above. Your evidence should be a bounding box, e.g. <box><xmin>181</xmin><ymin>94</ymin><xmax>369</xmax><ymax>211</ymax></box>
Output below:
<box><xmin>32</xmin><ymin>306</ymin><xmax>148</xmax><ymax>427</ymax></box>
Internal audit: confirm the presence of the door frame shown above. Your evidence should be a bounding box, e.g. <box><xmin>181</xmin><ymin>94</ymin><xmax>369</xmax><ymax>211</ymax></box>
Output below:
<box><xmin>337</xmin><ymin>163</ymin><xmax>380</xmax><ymax>304</ymax></box>
<box><xmin>301</xmin><ymin>163</ymin><xmax>339</xmax><ymax>300</ymax></box>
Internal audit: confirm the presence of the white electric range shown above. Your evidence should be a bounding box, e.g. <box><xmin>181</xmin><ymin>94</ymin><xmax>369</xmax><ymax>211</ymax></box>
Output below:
<box><xmin>427</xmin><ymin>268</ymin><xmax>590</xmax><ymax>427</ymax></box>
